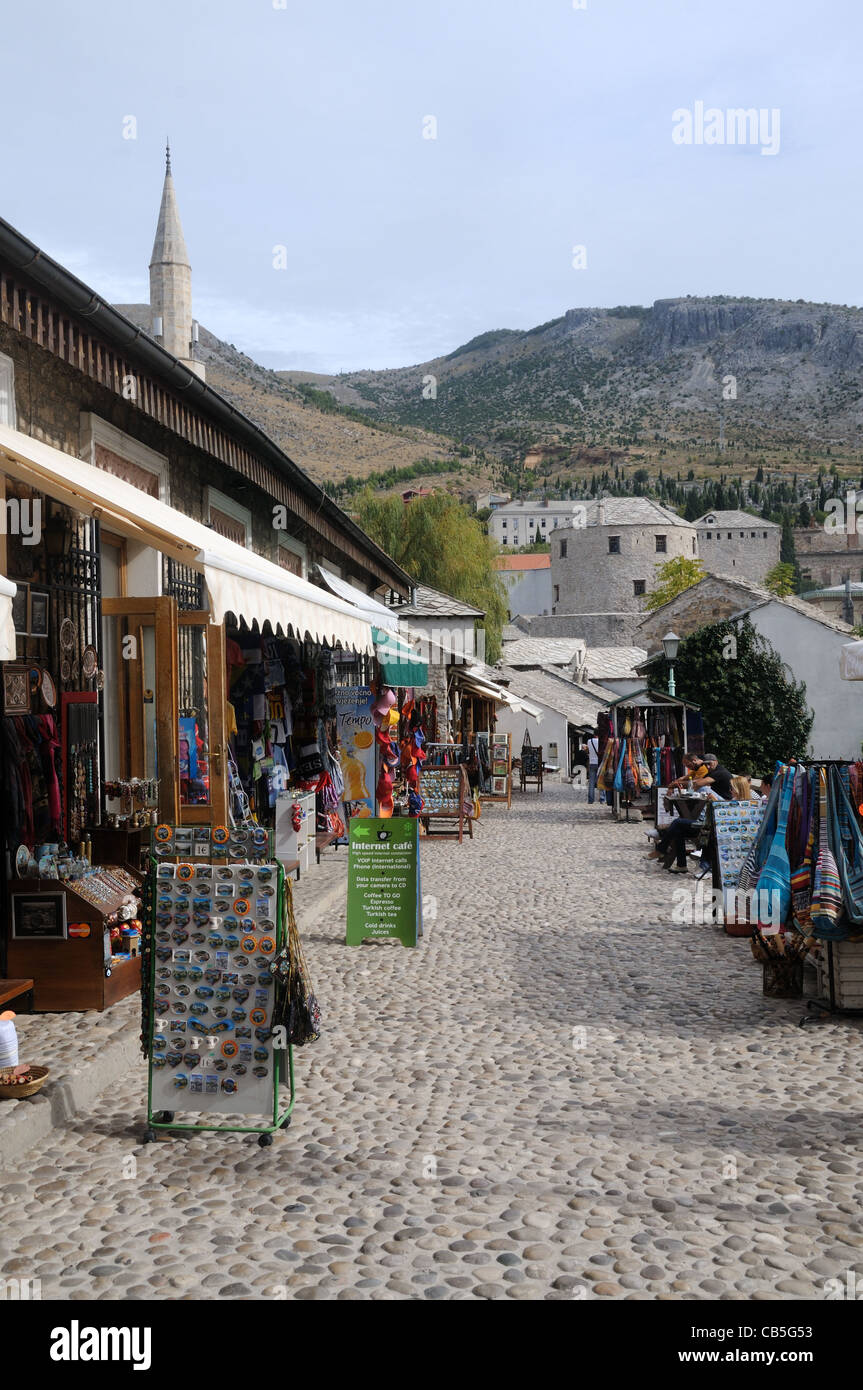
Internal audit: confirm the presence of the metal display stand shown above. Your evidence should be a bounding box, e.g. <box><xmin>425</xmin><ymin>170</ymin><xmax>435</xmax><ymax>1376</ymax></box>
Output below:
<box><xmin>141</xmin><ymin>825</ymin><xmax>294</xmax><ymax>1147</ymax></box>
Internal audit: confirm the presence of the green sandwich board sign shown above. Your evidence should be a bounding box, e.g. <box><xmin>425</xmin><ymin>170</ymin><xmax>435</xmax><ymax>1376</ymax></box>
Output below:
<box><xmin>346</xmin><ymin>817</ymin><xmax>423</xmax><ymax>948</ymax></box>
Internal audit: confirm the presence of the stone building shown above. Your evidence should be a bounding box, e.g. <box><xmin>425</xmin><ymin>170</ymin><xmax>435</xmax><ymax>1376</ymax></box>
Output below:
<box><xmin>0</xmin><ymin>165</ymin><xmax>412</xmax><ymax>804</ymax></box>
<box><xmin>796</xmin><ymin>522</ymin><xmax>863</xmax><ymax>591</ymax></box>
<box><xmin>550</xmin><ymin>497</ymin><xmax>697</xmax><ymax>619</ymax></box>
<box><xmin>694</xmin><ymin>510</ymin><xmax>780</xmax><ymax>584</ymax></box>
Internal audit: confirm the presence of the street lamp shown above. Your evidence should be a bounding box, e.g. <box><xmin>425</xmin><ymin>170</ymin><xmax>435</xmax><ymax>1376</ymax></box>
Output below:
<box><xmin>662</xmin><ymin>631</ymin><xmax>680</xmax><ymax>697</ymax></box>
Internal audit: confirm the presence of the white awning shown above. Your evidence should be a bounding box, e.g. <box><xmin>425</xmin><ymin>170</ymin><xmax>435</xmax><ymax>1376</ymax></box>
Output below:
<box><xmin>0</xmin><ymin>572</ymin><xmax>16</xmax><ymax>661</ymax></box>
<box><xmin>456</xmin><ymin>665</ymin><xmax>543</xmax><ymax>721</ymax></box>
<box><xmin>0</xmin><ymin>423</ymin><xmax>373</xmax><ymax>654</ymax></box>
<box><xmin>315</xmin><ymin>564</ymin><xmax>400</xmax><ymax>632</ymax></box>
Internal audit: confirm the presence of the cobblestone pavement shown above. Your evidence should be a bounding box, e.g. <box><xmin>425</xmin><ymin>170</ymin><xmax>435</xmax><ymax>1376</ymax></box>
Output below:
<box><xmin>3</xmin><ymin>783</ymin><xmax>863</xmax><ymax>1301</ymax></box>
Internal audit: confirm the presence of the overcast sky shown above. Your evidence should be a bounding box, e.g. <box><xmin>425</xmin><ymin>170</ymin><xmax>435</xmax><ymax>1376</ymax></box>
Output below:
<box><xmin>3</xmin><ymin>0</ymin><xmax>860</xmax><ymax>372</ymax></box>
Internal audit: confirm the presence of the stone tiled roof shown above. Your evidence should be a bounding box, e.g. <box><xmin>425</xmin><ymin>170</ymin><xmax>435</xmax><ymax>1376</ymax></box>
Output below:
<box><xmin>497</xmin><ymin>665</ymin><xmax>609</xmax><ymax>727</ymax></box>
<box><xmin>389</xmin><ymin>584</ymin><xmax>484</xmax><ymax>619</ymax></box>
<box><xmin>501</xmin><ymin>636</ymin><xmax>585</xmax><ymax>667</ymax></box>
<box><xmin>694</xmin><ymin>510</ymin><xmax>781</xmax><ymax>529</ymax></box>
<box><xmin>560</xmin><ymin>497</ymin><xmax>694</xmax><ymax>531</ymax></box>
<box><xmin>501</xmin><ymin>634</ymin><xmax>647</xmax><ymax>678</ymax></box>
<box><xmin>634</xmin><ymin>573</ymin><xmax>855</xmax><ymax>639</ymax></box>
<box><xmin>584</xmin><ymin>646</ymin><xmax>649</xmax><ymax>679</ymax></box>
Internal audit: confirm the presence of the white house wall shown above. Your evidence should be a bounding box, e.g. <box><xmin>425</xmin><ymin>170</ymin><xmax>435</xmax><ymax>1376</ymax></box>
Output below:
<box><xmin>748</xmin><ymin>602</ymin><xmax>861</xmax><ymax>759</ymax></box>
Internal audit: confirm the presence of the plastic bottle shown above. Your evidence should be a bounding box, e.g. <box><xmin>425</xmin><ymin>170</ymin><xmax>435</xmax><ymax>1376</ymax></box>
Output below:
<box><xmin>0</xmin><ymin>1011</ymin><xmax>19</xmax><ymax>1069</ymax></box>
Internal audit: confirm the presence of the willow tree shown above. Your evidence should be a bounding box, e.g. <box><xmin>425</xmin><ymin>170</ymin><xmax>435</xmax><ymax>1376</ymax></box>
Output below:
<box><xmin>353</xmin><ymin>489</ymin><xmax>508</xmax><ymax>661</ymax></box>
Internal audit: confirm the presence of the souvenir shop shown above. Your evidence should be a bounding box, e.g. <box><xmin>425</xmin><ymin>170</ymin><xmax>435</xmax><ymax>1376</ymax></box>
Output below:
<box><xmin>716</xmin><ymin>759</ymin><xmax>863</xmax><ymax>1014</ymax></box>
<box><xmin>0</xmin><ymin>443</ymin><xmax>384</xmax><ymax>1015</ymax></box>
<box><xmin>595</xmin><ymin>688</ymin><xmax>703</xmax><ymax>819</ymax></box>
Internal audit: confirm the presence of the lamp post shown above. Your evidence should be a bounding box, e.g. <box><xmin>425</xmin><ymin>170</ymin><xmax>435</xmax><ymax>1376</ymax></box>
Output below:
<box><xmin>662</xmin><ymin>631</ymin><xmax>680</xmax><ymax>698</ymax></box>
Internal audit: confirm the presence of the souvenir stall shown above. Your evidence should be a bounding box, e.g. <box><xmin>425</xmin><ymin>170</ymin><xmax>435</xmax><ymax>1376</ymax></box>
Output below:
<box><xmin>224</xmin><ymin>626</ymin><xmax>347</xmax><ymax>863</ymax></box>
<box><xmin>597</xmin><ymin>689</ymin><xmax>702</xmax><ymax>821</ymax></box>
<box><xmin>1</xmin><ymin>491</ymin><xmax>147</xmax><ymax>1009</ymax></box>
<box><xmin>730</xmin><ymin>759</ymin><xmax>863</xmax><ymax>1015</ymax></box>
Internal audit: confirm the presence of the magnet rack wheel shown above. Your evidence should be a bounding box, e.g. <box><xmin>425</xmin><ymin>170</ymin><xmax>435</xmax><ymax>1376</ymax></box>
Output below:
<box><xmin>143</xmin><ymin>1128</ymin><xmax>156</xmax><ymax>1144</ymax></box>
<box><xmin>258</xmin><ymin>1132</ymin><xmax>273</xmax><ymax>1147</ymax></box>
<box><xmin>280</xmin><ymin>1115</ymin><xmax>292</xmax><ymax>1130</ymax></box>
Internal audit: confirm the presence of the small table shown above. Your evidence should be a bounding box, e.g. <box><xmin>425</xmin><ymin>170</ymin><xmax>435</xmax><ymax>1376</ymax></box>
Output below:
<box><xmin>667</xmin><ymin>793</ymin><xmax>711</xmax><ymax>823</ymax></box>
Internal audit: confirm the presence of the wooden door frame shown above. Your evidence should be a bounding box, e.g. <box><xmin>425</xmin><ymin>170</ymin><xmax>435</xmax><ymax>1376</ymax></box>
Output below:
<box><xmin>102</xmin><ymin>596</ymin><xmax>179</xmax><ymax>822</ymax></box>
<box><xmin>176</xmin><ymin>612</ymin><xmax>228</xmax><ymax>826</ymax></box>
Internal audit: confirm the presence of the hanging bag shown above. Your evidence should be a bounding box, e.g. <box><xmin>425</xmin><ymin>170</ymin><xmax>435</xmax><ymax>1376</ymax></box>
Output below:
<box><xmin>791</xmin><ymin>768</ymin><xmax>817</xmax><ymax>927</ymax></box>
<box><xmin>828</xmin><ymin>765</ymin><xmax>863</xmax><ymax>927</ymax></box>
<box><xmin>810</xmin><ymin>767</ymin><xmax>845</xmax><ymax>940</ymax></box>
<box><xmin>269</xmin><ymin>877</ymin><xmax>322</xmax><ymax>1045</ymax></box>
<box><xmin>754</xmin><ymin>764</ymin><xmax>795</xmax><ymax>928</ymax></box>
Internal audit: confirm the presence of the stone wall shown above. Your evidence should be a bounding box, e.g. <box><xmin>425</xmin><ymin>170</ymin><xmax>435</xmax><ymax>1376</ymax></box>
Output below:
<box><xmin>551</xmin><ymin>520</ymin><xmax>697</xmax><ymax>615</ymax></box>
<box><xmin>795</xmin><ymin>525</ymin><xmax>863</xmax><ymax>589</ymax></box>
<box><xmin>634</xmin><ymin>576</ymin><xmax>759</xmax><ymax>654</ymax></box>
<box><xmin>518</xmin><ymin>611</ymin><xmax>640</xmax><ymax>645</ymax></box>
<box><xmin>697</xmin><ymin>523</ymin><xmax>779</xmax><ymax>584</ymax></box>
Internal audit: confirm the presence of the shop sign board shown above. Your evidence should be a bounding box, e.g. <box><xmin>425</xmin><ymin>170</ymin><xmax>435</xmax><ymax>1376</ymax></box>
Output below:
<box><xmin>335</xmin><ymin>685</ymin><xmax>377</xmax><ymax>824</ymax></box>
<box><xmin>346</xmin><ymin>817</ymin><xmax>422</xmax><ymax>948</ymax></box>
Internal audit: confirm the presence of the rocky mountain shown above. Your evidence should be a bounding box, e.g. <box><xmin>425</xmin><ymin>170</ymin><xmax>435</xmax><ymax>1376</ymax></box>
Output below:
<box><xmin>280</xmin><ymin>297</ymin><xmax>863</xmax><ymax>466</ymax></box>
<box><xmin>114</xmin><ymin>305</ymin><xmax>480</xmax><ymax>494</ymax></box>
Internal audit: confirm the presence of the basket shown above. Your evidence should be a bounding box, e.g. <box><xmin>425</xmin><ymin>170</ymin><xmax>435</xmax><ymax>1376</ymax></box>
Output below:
<box><xmin>0</xmin><ymin>1065</ymin><xmax>49</xmax><ymax>1099</ymax></box>
<box><xmin>762</xmin><ymin>959</ymin><xmax>803</xmax><ymax>998</ymax></box>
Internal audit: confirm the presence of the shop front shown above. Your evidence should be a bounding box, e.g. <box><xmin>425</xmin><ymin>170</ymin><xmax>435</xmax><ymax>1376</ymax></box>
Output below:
<box><xmin>0</xmin><ymin>426</ymin><xmax>377</xmax><ymax>1011</ymax></box>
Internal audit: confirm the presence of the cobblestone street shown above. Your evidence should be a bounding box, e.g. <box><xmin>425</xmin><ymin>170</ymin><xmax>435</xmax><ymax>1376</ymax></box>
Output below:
<box><xmin>3</xmin><ymin>782</ymin><xmax>863</xmax><ymax>1301</ymax></box>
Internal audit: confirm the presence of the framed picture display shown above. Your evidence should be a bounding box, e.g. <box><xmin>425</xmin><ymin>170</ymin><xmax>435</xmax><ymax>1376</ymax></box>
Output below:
<box><xmin>12</xmin><ymin>891</ymin><xmax>68</xmax><ymax>940</ymax></box>
<box><xmin>28</xmin><ymin>590</ymin><xmax>49</xmax><ymax>638</ymax></box>
<box><xmin>11</xmin><ymin>581</ymin><xmax>28</xmax><ymax>635</ymax></box>
<box><xmin>2</xmin><ymin>663</ymin><xmax>30</xmax><ymax>715</ymax></box>
<box><xmin>491</xmin><ymin>775</ymin><xmax>508</xmax><ymax>795</ymax></box>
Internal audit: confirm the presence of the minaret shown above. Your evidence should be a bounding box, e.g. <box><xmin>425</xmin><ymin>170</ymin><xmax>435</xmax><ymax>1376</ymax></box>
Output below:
<box><xmin>149</xmin><ymin>143</ymin><xmax>204</xmax><ymax>379</ymax></box>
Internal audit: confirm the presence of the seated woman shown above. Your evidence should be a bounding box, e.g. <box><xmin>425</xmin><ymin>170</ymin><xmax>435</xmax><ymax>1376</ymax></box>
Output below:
<box><xmin>730</xmin><ymin>775</ymin><xmax>760</xmax><ymax>803</ymax></box>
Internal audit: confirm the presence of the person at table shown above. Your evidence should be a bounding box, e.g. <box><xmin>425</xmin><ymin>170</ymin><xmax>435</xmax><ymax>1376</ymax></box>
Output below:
<box><xmin>730</xmin><ymin>775</ymin><xmax>760</xmax><ymax>802</ymax></box>
<box><xmin>647</xmin><ymin>755</ymin><xmax>733</xmax><ymax>872</ymax></box>
<box><xmin>691</xmin><ymin>753</ymin><xmax>734</xmax><ymax>801</ymax></box>
<box><xmin>666</xmin><ymin>753</ymin><xmax>708</xmax><ymax>793</ymax></box>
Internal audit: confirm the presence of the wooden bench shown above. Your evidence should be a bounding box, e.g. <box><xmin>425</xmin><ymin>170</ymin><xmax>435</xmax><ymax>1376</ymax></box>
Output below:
<box><xmin>315</xmin><ymin>830</ymin><xmax>339</xmax><ymax>864</ymax></box>
<box><xmin>0</xmin><ymin>979</ymin><xmax>34</xmax><ymax>1013</ymax></box>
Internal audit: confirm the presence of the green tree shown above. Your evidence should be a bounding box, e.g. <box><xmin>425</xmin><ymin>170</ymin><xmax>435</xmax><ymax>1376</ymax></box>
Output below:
<box><xmin>779</xmin><ymin>519</ymin><xmax>802</xmax><ymax>590</ymax></box>
<box><xmin>644</xmin><ymin>556</ymin><xmax>705</xmax><ymax>611</ymax></box>
<box><xmin>353</xmin><ymin>489</ymin><xmax>508</xmax><ymax>661</ymax></box>
<box><xmin>650</xmin><ymin>617</ymin><xmax>813</xmax><ymax>771</ymax></box>
<box><xmin>764</xmin><ymin>562</ymin><xmax>796</xmax><ymax>597</ymax></box>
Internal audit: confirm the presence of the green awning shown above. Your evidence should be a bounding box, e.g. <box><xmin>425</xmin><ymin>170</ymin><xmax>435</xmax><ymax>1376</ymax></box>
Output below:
<box><xmin>372</xmin><ymin>627</ymin><xmax>429</xmax><ymax>686</ymax></box>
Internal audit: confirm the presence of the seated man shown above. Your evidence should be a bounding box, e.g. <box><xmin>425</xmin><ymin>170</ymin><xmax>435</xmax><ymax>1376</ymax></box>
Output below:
<box><xmin>648</xmin><ymin>753</ymin><xmax>733</xmax><ymax>873</ymax></box>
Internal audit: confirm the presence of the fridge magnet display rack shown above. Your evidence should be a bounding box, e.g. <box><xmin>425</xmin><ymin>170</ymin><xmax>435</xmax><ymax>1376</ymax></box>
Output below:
<box><xmin>141</xmin><ymin>823</ymin><xmax>294</xmax><ymax>1147</ymax></box>
<box><xmin>417</xmin><ymin>766</ymin><xmax>472</xmax><ymax>842</ymax></box>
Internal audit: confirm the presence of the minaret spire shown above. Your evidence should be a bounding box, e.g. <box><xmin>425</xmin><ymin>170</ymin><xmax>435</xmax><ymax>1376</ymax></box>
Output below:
<box><xmin>148</xmin><ymin>146</ymin><xmax>204</xmax><ymax>379</ymax></box>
